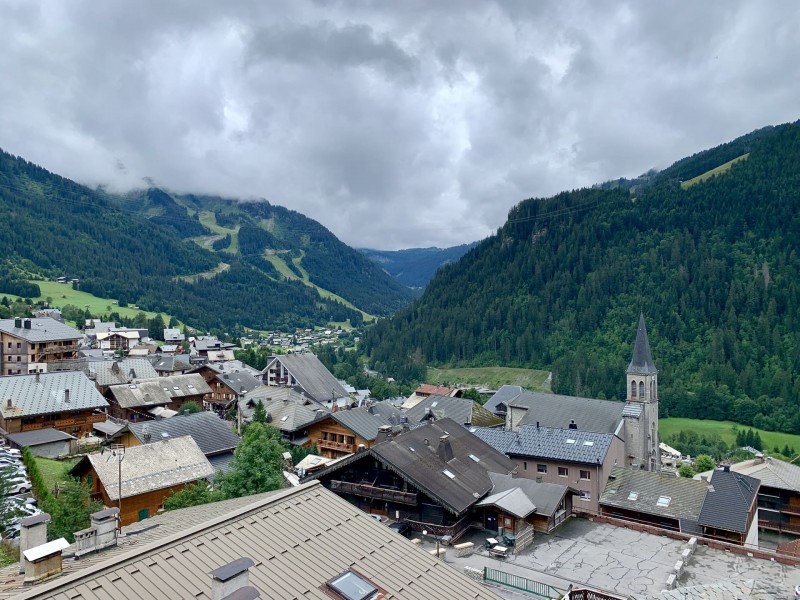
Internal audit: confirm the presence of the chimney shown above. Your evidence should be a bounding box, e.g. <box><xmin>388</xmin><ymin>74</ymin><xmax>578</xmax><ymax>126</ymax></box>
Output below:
<box><xmin>19</xmin><ymin>513</ymin><xmax>50</xmax><ymax>574</ymax></box>
<box><xmin>35</xmin><ymin>371</ymin><xmax>40</xmax><ymax>383</ymax></box>
<box><xmin>14</xmin><ymin>317</ymin><xmax>22</xmax><ymax>328</ymax></box>
<box><xmin>64</xmin><ymin>389</ymin><xmax>70</xmax><ymax>403</ymax></box>
<box><xmin>74</xmin><ymin>507</ymin><xmax>119</xmax><ymax>557</ymax></box>
<box><xmin>438</xmin><ymin>434</ymin><xmax>454</xmax><ymax>462</ymax></box>
<box><xmin>6</xmin><ymin>399</ymin><xmax>11</xmax><ymax>409</ymax></box>
<box><xmin>23</xmin><ymin>319</ymin><xmax>31</xmax><ymax>329</ymax></box>
<box><xmin>22</xmin><ymin>538</ymin><xmax>70</xmax><ymax>583</ymax></box>
<box><xmin>753</xmin><ymin>453</ymin><xmax>764</xmax><ymax>465</ymax></box>
<box><xmin>210</xmin><ymin>557</ymin><xmax>256</xmax><ymax>600</ymax></box>
<box><xmin>128</xmin><ymin>368</ymin><xmax>136</xmax><ymax>380</ymax></box>
<box><xmin>723</xmin><ymin>464</ymin><xmax>730</xmax><ymax>473</ymax></box>
<box><xmin>536</xmin><ymin>421</ymin><xmax>540</xmax><ymax>429</ymax></box>
<box><xmin>568</xmin><ymin>420</ymin><xmax>577</xmax><ymax>430</ymax></box>
<box><xmin>376</xmin><ymin>424</ymin><xmax>392</xmax><ymax>443</ymax></box>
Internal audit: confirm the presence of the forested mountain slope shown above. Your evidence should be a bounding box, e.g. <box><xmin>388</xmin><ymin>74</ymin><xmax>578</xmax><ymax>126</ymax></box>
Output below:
<box><xmin>0</xmin><ymin>150</ymin><xmax>409</xmax><ymax>332</ymax></box>
<box><xmin>365</xmin><ymin>120</ymin><xmax>800</xmax><ymax>433</ymax></box>
<box><xmin>359</xmin><ymin>243</ymin><xmax>479</xmax><ymax>289</ymax></box>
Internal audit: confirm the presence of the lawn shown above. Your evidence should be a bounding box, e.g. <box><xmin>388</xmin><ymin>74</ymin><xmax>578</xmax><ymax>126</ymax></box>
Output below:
<box><xmin>34</xmin><ymin>457</ymin><xmax>78</xmax><ymax>494</ymax></box>
<box><xmin>426</xmin><ymin>367</ymin><xmax>551</xmax><ymax>391</ymax></box>
<box><xmin>659</xmin><ymin>417</ymin><xmax>800</xmax><ymax>453</ymax></box>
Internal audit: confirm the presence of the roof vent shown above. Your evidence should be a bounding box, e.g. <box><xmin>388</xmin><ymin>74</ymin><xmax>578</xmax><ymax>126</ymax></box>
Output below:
<box><xmin>23</xmin><ymin>319</ymin><xmax>31</xmax><ymax>329</ymax></box>
<box><xmin>6</xmin><ymin>399</ymin><xmax>11</xmax><ymax>409</ymax></box>
<box><xmin>568</xmin><ymin>420</ymin><xmax>577</xmax><ymax>430</ymax></box>
<box><xmin>64</xmin><ymin>389</ymin><xmax>70</xmax><ymax>403</ymax></box>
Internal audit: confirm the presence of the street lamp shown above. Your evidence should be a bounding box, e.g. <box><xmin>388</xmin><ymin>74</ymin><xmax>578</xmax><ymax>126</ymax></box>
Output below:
<box><xmin>422</xmin><ymin>529</ymin><xmax>440</xmax><ymax>559</ymax></box>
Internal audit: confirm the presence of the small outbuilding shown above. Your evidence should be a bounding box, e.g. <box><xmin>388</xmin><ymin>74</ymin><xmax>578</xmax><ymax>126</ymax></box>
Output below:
<box><xmin>6</xmin><ymin>428</ymin><xmax>77</xmax><ymax>458</ymax></box>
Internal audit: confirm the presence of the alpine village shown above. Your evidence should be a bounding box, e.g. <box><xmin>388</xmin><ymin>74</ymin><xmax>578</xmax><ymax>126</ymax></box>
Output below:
<box><xmin>1</xmin><ymin>113</ymin><xmax>800</xmax><ymax>599</ymax></box>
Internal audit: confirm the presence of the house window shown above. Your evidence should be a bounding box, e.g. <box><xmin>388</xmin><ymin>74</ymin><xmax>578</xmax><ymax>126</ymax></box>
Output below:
<box><xmin>580</xmin><ymin>470</ymin><xmax>591</xmax><ymax>481</ymax></box>
<box><xmin>16</xmin><ymin>356</ymin><xmax>20</xmax><ymax>362</ymax></box>
<box><xmin>523</xmin><ymin>461</ymin><xmax>527</xmax><ymax>470</ymax></box>
<box><xmin>503</xmin><ymin>517</ymin><xmax>513</xmax><ymax>528</ymax></box>
<box><xmin>537</xmin><ymin>464</ymin><xmax>547</xmax><ymax>474</ymax></box>
<box><xmin>558</xmin><ymin>467</ymin><xmax>568</xmax><ymax>477</ymax></box>
<box><xmin>138</xmin><ymin>508</ymin><xmax>150</xmax><ymax>521</ymax></box>
<box><xmin>16</xmin><ymin>342</ymin><xmax>21</xmax><ymax>349</ymax></box>
<box><xmin>87</xmin><ymin>474</ymin><xmax>93</xmax><ymax>489</ymax></box>
<box><xmin>579</xmin><ymin>490</ymin><xmax>591</xmax><ymax>501</ymax></box>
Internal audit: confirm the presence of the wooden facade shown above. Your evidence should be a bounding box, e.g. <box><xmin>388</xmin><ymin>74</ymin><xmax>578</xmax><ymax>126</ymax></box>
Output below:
<box><xmin>0</xmin><ymin>408</ymin><xmax>104</xmax><ymax>436</ymax></box>
<box><xmin>307</xmin><ymin>418</ymin><xmax>370</xmax><ymax>458</ymax></box>
<box><xmin>0</xmin><ymin>333</ymin><xmax>80</xmax><ymax>376</ymax></box>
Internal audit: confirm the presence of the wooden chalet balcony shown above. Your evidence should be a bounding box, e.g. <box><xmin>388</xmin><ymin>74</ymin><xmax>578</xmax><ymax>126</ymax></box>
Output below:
<box><xmin>778</xmin><ymin>503</ymin><xmax>800</xmax><ymax>517</ymax></box>
<box><xmin>330</xmin><ymin>480</ymin><xmax>417</xmax><ymax>505</ymax></box>
<box><xmin>759</xmin><ymin>518</ymin><xmax>800</xmax><ymax>535</ymax></box>
<box><xmin>35</xmin><ymin>344</ymin><xmax>78</xmax><ymax>355</ymax></box>
<box><xmin>317</xmin><ymin>438</ymin><xmax>356</xmax><ymax>453</ymax></box>
<box><xmin>21</xmin><ymin>413</ymin><xmax>105</xmax><ymax>432</ymax></box>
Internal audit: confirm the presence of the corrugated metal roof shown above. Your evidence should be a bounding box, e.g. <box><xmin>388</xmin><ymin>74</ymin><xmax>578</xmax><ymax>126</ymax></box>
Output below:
<box><xmin>509</xmin><ymin>390</ymin><xmax>625</xmax><ymax>434</ymax></box>
<box><xmin>0</xmin><ymin>318</ymin><xmax>81</xmax><ymax>343</ymax></box>
<box><xmin>76</xmin><ymin>435</ymin><xmax>214</xmax><ymax>501</ymax></box>
<box><xmin>486</xmin><ymin>472</ymin><xmax>571</xmax><ymax>517</ymax></box>
<box><xmin>476</xmin><ymin>487</ymin><xmax>536</xmax><ymax>518</ymax></box>
<box><xmin>0</xmin><ymin>371</ymin><xmax>108</xmax><ymax>418</ymax></box>
<box><xmin>472</xmin><ymin>424</ymin><xmax>615</xmax><ymax>465</ymax></box>
<box><xmin>8</xmin><ymin>482</ymin><xmax>501</xmax><ymax>600</ymax></box>
<box><xmin>6</xmin><ymin>428</ymin><xmax>76</xmax><ymax>446</ymax></box>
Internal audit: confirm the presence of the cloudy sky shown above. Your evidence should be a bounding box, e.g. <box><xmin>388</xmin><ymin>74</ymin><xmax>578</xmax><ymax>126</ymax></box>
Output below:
<box><xmin>1</xmin><ymin>1</ymin><xmax>798</xmax><ymax>249</ymax></box>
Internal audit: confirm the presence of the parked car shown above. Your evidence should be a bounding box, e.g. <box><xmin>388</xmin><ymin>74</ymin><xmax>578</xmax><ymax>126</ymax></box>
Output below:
<box><xmin>3</xmin><ymin>496</ymin><xmax>39</xmax><ymax>517</ymax></box>
<box><xmin>3</xmin><ymin>478</ymin><xmax>31</xmax><ymax>496</ymax></box>
<box><xmin>0</xmin><ymin>448</ymin><xmax>21</xmax><ymax>457</ymax></box>
<box><xmin>388</xmin><ymin>522</ymin><xmax>412</xmax><ymax>538</ymax></box>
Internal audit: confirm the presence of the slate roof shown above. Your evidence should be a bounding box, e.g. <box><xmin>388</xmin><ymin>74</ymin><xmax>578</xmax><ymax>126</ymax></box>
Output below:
<box><xmin>6</xmin><ymin>428</ymin><xmax>76</xmax><ymax>447</ymax></box>
<box><xmin>331</xmin><ymin>401</ymin><xmax>404</xmax><ymax>441</ymax></box>
<box><xmin>627</xmin><ymin>313</ymin><xmax>658</xmax><ymax>375</ymax></box>
<box><xmin>415</xmin><ymin>384</ymin><xmax>457</xmax><ymax>396</ymax></box>
<box><xmin>600</xmin><ymin>467</ymin><xmax>708</xmax><ymax>523</ymax></box>
<box><xmin>485</xmin><ymin>472</ymin><xmax>573</xmax><ymax>517</ymax></box>
<box><xmin>477</xmin><ymin>487</ymin><xmax>536</xmax><ymax>518</ymax></box>
<box><xmin>0</xmin><ymin>371</ymin><xmax>108</xmax><ymax>418</ymax></box>
<box><xmin>484</xmin><ymin>385</ymin><xmax>524</xmax><ymax>414</ymax></box>
<box><xmin>370</xmin><ymin>418</ymin><xmax>516</xmax><ymax>515</ymax></box>
<box><xmin>696</xmin><ymin>457</ymin><xmax>800</xmax><ymax>493</ymax></box>
<box><xmin>107</xmin><ymin>373</ymin><xmax>211</xmax><ymax>409</ymax></box>
<box><xmin>150</xmin><ymin>354</ymin><xmax>192</xmax><ymax>373</ymax></box>
<box><xmin>265</xmin><ymin>353</ymin><xmax>348</xmax><ymax>403</ymax></box>
<box><xmin>509</xmin><ymin>390</ymin><xmax>625</xmax><ymax>434</ymax></box>
<box><xmin>0</xmin><ymin>318</ymin><xmax>81</xmax><ymax>343</ymax></box>
<box><xmin>6</xmin><ymin>481</ymin><xmax>500</xmax><ymax>600</ymax></box>
<box><xmin>472</xmin><ymin>424</ymin><xmax>616</xmax><ymax>465</ymax></box>
<box><xmin>84</xmin><ymin>358</ymin><xmax>159</xmax><ymax>387</ymax></box>
<box><xmin>126</xmin><ymin>411</ymin><xmax>240</xmax><ymax>456</ymax></box>
<box><xmin>73</xmin><ymin>435</ymin><xmax>214</xmax><ymax>501</ymax></box>
<box><xmin>239</xmin><ymin>387</ymin><xmax>329</xmax><ymax>430</ymax></box>
<box><xmin>404</xmin><ymin>395</ymin><xmax>504</xmax><ymax>428</ymax></box>
<box><xmin>697</xmin><ymin>468</ymin><xmax>759</xmax><ymax>533</ymax></box>
<box><xmin>214</xmin><ymin>369</ymin><xmax>263</xmax><ymax>395</ymax></box>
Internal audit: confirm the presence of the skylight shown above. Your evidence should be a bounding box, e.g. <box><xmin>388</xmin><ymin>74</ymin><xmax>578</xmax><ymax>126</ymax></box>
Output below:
<box><xmin>431</xmin><ymin>401</ymin><xmax>438</xmax><ymax>407</ymax></box>
<box><xmin>280</xmin><ymin>415</ymin><xmax>288</xmax><ymax>422</ymax></box>
<box><xmin>443</xmin><ymin>469</ymin><xmax>456</xmax><ymax>479</ymax></box>
<box><xmin>468</xmin><ymin>454</ymin><xmax>480</xmax><ymax>463</ymax></box>
<box><xmin>327</xmin><ymin>571</ymin><xmax>378</xmax><ymax>600</ymax></box>
<box><xmin>129</xmin><ymin>384</ymin><xmax>137</xmax><ymax>389</ymax></box>
<box><xmin>566</xmin><ymin>439</ymin><xmax>576</xmax><ymax>444</ymax></box>
<box><xmin>583</xmin><ymin>441</ymin><xmax>594</xmax><ymax>446</ymax></box>
<box><xmin>657</xmin><ymin>496</ymin><xmax>671</xmax><ymax>507</ymax></box>
<box><xmin>627</xmin><ymin>492</ymin><xmax>638</xmax><ymax>501</ymax></box>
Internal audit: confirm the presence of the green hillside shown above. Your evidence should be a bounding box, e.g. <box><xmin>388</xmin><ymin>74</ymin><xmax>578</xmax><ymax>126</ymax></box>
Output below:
<box><xmin>366</xmin><ymin>120</ymin><xmax>800</xmax><ymax>433</ymax></box>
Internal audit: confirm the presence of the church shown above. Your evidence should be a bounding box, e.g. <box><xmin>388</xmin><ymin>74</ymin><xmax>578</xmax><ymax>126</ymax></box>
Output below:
<box><xmin>485</xmin><ymin>314</ymin><xmax>661</xmax><ymax>471</ymax></box>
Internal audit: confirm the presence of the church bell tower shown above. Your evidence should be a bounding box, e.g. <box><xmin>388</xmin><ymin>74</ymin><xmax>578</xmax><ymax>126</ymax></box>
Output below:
<box><xmin>624</xmin><ymin>313</ymin><xmax>660</xmax><ymax>471</ymax></box>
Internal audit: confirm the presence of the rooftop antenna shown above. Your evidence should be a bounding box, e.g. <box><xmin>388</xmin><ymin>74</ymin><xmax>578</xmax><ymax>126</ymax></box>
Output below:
<box><xmin>101</xmin><ymin>443</ymin><xmax>125</xmax><ymax>531</ymax></box>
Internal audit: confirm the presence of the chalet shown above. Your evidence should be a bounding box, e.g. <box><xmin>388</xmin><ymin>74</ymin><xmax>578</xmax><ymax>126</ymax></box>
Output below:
<box><xmin>162</xmin><ymin>328</ymin><xmax>185</xmax><ymax>343</ymax></box>
<box><xmin>402</xmin><ymin>383</ymin><xmax>462</xmax><ymax>409</ymax></box>
<box><xmin>476</xmin><ymin>472</ymin><xmax>577</xmax><ymax>535</ymax></box>
<box><xmin>0</xmin><ymin>317</ymin><xmax>82</xmax><ymax>376</ymax></box>
<box><xmin>599</xmin><ymin>467</ymin><xmax>709</xmax><ymax>534</ymax></box>
<box><xmin>262</xmin><ymin>352</ymin><xmax>349</xmax><ymax>405</ymax></box>
<box><xmin>238</xmin><ymin>387</ymin><xmax>329</xmax><ymax>447</ymax></box>
<box><xmin>190</xmin><ymin>335</ymin><xmax>236</xmax><ymax>359</ymax></box>
<box><xmin>471</xmin><ymin>425</ymin><xmax>625</xmax><ymax>513</ymax></box>
<box><xmin>697</xmin><ymin>466</ymin><xmax>760</xmax><ymax>546</ymax></box>
<box><xmin>204</xmin><ymin>368</ymin><xmax>264</xmax><ymax>413</ymax></box>
<box><xmin>1</xmin><ymin>481</ymin><xmax>500</xmax><ymax>599</ymax></box>
<box><xmin>149</xmin><ymin>353</ymin><xmax>192</xmax><ymax>376</ymax></box>
<box><xmin>105</xmin><ymin>373</ymin><xmax>211</xmax><ymax>421</ymax></box>
<box><xmin>307</xmin><ymin>418</ymin><xmax>516</xmax><ymax>539</ymax></box>
<box><xmin>82</xmin><ymin>358</ymin><xmax>159</xmax><ymax>395</ymax></box>
<box><xmin>308</xmin><ymin>401</ymin><xmax>405</xmax><ymax>458</ymax></box>
<box><xmin>0</xmin><ymin>371</ymin><xmax>107</xmax><ymax>436</ymax></box>
<box><xmin>127</xmin><ymin>344</ymin><xmax>157</xmax><ymax>357</ymax></box>
<box><xmin>405</xmin><ymin>394</ymin><xmax>504</xmax><ymax>428</ymax></box>
<box><xmin>71</xmin><ymin>435</ymin><xmax>215</xmax><ymax>526</ymax></box>
<box><xmin>108</xmin><ymin>411</ymin><xmax>240</xmax><ymax>474</ymax></box>
<box><xmin>96</xmin><ymin>329</ymin><xmax>140</xmax><ymax>352</ymax></box>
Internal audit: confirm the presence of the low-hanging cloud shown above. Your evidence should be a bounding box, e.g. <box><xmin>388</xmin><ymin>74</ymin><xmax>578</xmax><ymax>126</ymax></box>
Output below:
<box><xmin>0</xmin><ymin>0</ymin><xmax>798</xmax><ymax>249</ymax></box>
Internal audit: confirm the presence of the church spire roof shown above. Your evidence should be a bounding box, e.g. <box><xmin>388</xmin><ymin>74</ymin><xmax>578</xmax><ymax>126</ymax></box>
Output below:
<box><xmin>627</xmin><ymin>313</ymin><xmax>657</xmax><ymax>375</ymax></box>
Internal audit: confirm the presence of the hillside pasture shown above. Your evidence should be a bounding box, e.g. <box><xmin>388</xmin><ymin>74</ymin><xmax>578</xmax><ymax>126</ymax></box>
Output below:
<box><xmin>426</xmin><ymin>366</ymin><xmax>551</xmax><ymax>391</ymax></box>
<box><xmin>680</xmin><ymin>153</ymin><xmax>749</xmax><ymax>189</ymax></box>
<box><xmin>660</xmin><ymin>417</ymin><xmax>800</xmax><ymax>454</ymax></box>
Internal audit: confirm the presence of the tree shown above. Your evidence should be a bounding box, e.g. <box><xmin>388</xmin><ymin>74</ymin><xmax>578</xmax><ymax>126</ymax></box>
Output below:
<box><xmin>163</xmin><ymin>481</ymin><xmax>223</xmax><ymax>511</ymax></box>
<box><xmin>42</xmin><ymin>478</ymin><xmax>103</xmax><ymax>542</ymax></box>
<box><xmin>252</xmin><ymin>399</ymin><xmax>267</xmax><ymax>424</ymax></box>
<box><xmin>678</xmin><ymin>463</ymin><xmax>695</xmax><ymax>478</ymax></box>
<box><xmin>694</xmin><ymin>454</ymin><xmax>716</xmax><ymax>473</ymax></box>
<box><xmin>218</xmin><ymin>423</ymin><xmax>286</xmax><ymax>498</ymax></box>
<box><xmin>180</xmin><ymin>401</ymin><xmax>201</xmax><ymax>415</ymax></box>
<box><xmin>148</xmin><ymin>314</ymin><xmax>166</xmax><ymax>341</ymax></box>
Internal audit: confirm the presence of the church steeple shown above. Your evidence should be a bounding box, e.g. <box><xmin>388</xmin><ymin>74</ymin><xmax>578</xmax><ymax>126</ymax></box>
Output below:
<box><xmin>627</xmin><ymin>313</ymin><xmax>657</xmax><ymax>376</ymax></box>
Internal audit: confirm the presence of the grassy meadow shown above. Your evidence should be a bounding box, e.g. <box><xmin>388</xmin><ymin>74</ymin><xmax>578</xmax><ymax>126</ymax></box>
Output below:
<box><xmin>660</xmin><ymin>417</ymin><xmax>800</xmax><ymax>453</ymax></box>
<box><xmin>426</xmin><ymin>366</ymin><xmax>551</xmax><ymax>391</ymax></box>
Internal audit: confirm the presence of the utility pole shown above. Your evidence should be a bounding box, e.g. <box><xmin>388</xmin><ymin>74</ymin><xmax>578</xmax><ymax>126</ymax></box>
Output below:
<box><xmin>103</xmin><ymin>444</ymin><xmax>125</xmax><ymax>531</ymax></box>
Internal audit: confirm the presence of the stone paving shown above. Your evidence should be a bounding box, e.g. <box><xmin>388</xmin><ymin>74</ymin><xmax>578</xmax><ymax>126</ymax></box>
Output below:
<box><xmin>420</xmin><ymin>518</ymin><xmax>800</xmax><ymax>599</ymax></box>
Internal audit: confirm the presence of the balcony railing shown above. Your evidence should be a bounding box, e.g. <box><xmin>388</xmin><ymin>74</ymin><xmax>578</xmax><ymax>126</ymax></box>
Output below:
<box><xmin>779</xmin><ymin>504</ymin><xmax>800</xmax><ymax>517</ymax></box>
<box><xmin>317</xmin><ymin>438</ymin><xmax>356</xmax><ymax>453</ymax></box>
<box><xmin>330</xmin><ymin>480</ymin><xmax>417</xmax><ymax>505</ymax></box>
<box><xmin>759</xmin><ymin>519</ymin><xmax>800</xmax><ymax>535</ymax></box>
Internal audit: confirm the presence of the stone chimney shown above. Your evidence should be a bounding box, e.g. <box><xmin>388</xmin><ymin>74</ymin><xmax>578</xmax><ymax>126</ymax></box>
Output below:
<box><xmin>210</xmin><ymin>557</ymin><xmax>256</xmax><ymax>600</ymax></box>
<box><xmin>568</xmin><ymin>420</ymin><xmax>578</xmax><ymax>430</ymax></box>
<box><xmin>23</xmin><ymin>538</ymin><xmax>70</xmax><ymax>583</ymax></box>
<box><xmin>376</xmin><ymin>424</ymin><xmax>392</xmax><ymax>444</ymax></box>
<box><xmin>437</xmin><ymin>434</ymin><xmax>454</xmax><ymax>462</ymax></box>
<box><xmin>19</xmin><ymin>513</ymin><xmax>50</xmax><ymax>574</ymax></box>
<box><xmin>75</xmin><ymin>507</ymin><xmax>120</xmax><ymax>557</ymax></box>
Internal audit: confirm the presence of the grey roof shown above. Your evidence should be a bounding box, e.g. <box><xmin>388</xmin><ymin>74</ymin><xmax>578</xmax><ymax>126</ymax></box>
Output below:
<box><xmin>472</xmin><ymin>424</ymin><xmax>615</xmax><ymax>465</ymax></box>
<box><xmin>627</xmin><ymin>313</ymin><xmax>658</xmax><ymax>375</ymax></box>
<box><xmin>93</xmin><ymin>420</ymin><xmax>124</xmax><ymax>436</ymax></box>
<box><xmin>126</xmin><ymin>411</ymin><xmax>240</xmax><ymax>456</ymax></box>
<box><xmin>482</xmin><ymin>472</ymin><xmax>571</xmax><ymax>517</ymax></box>
<box><xmin>74</xmin><ymin>435</ymin><xmax>214</xmax><ymax>501</ymax></box>
<box><xmin>207</xmin><ymin>452</ymin><xmax>235</xmax><ymax>473</ymax></box>
<box><xmin>265</xmin><ymin>353</ymin><xmax>348</xmax><ymax>403</ymax></box>
<box><xmin>697</xmin><ymin>468</ymin><xmax>760</xmax><ymax>533</ymax></box>
<box><xmin>6</xmin><ymin>481</ymin><xmax>500</xmax><ymax>600</ymax></box>
<box><xmin>600</xmin><ymin>467</ymin><xmax>708</xmax><ymax>522</ymax></box>
<box><xmin>697</xmin><ymin>457</ymin><xmax>800</xmax><ymax>493</ymax></box>
<box><xmin>6</xmin><ymin>428</ymin><xmax>76</xmax><ymax>447</ymax></box>
<box><xmin>107</xmin><ymin>373</ymin><xmax>211</xmax><ymax>409</ymax></box>
<box><xmin>0</xmin><ymin>371</ymin><xmax>108</xmax><ymax>418</ymax></box>
<box><xmin>405</xmin><ymin>395</ymin><xmax>504</xmax><ymax>428</ymax></box>
<box><xmin>239</xmin><ymin>387</ymin><xmax>329</xmax><ymax>431</ymax></box>
<box><xmin>622</xmin><ymin>403</ymin><xmax>643</xmax><ymax>417</ymax></box>
<box><xmin>510</xmin><ymin>390</ymin><xmax>625</xmax><ymax>434</ymax></box>
<box><xmin>370</xmin><ymin>418</ymin><xmax>516</xmax><ymax>515</ymax></box>
<box><xmin>476</xmin><ymin>486</ymin><xmax>536</xmax><ymax>518</ymax></box>
<box><xmin>331</xmin><ymin>401</ymin><xmax>404</xmax><ymax>440</ymax></box>
<box><xmin>484</xmin><ymin>385</ymin><xmax>524</xmax><ymax>414</ymax></box>
<box><xmin>191</xmin><ymin>336</ymin><xmax>236</xmax><ymax>352</ymax></box>
<box><xmin>214</xmin><ymin>369</ymin><xmax>262</xmax><ymax>394</ymax></box>
<box><xmin>150</xmin><ymin>354</ymin><xmax>192</xmax><ymax>373</ymax></box>
<box><xmin>85</xmin><ymin>358</ymin><xmax>159</xmax><ymax>387</ymax></box>
<box><xmin>0</xmin><ymin>317</ymin><xmax>81</xmax><ymax>343</ymax></box>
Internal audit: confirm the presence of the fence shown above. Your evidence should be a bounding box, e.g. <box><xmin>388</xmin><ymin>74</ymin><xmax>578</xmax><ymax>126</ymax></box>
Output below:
<box><xmin>484</xmin><ymin>567</ymin><xmax>563</xmax><ymax>599</ymax></box>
